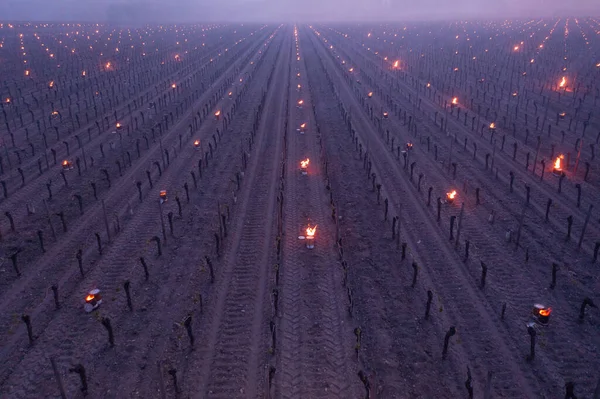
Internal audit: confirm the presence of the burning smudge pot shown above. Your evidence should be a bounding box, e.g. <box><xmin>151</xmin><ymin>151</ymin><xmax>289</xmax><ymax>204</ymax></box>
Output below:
<box><xmin>532</xmin><ymin>304</ymin><xmax>552</xmax><ymax>325</ymax></box>
<box><xmin>84</xmin><ymin>289</ymin><xmax>102</xmax><ymax>313</ymax></box>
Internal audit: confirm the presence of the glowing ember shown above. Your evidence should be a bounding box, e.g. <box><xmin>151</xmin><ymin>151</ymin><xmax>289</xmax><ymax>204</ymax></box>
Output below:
<box><xmin>300</xmin><ymin>123</ymin><xmax>306</xmax><ymax>129</ymax></box>
<box><xmin>49</xmin><ymin>80</ymin><xmax>54</xmax><ymax>88</ymax></box>
<box><xmin>383</xmin><ymin>112</ymin><xmax>389</xmax><ymax>118</ymax></box>
<box><xmin>116</xmin><ymin>122</ymin><xmax>122</xmax><ymax>129</ymax></box>
<box><xmin>559</xmin><ymin>112</ymin><xmax>566</xmax><ymax>119</ymax></box>
<box><xmin>446</xmin><ymin>190</ymin><xmax>457</xmax><ymax>202</ymax></box>
<box><xmin>193</xmin><ymin>139</ymin><xmax>200</xmax><ymax>148</ymax></box>
<box><xmin>559</xmin><ymin>76</ymin><xmax>567</xmax><ymax>88</ymax></box>
<box><xmin>393</xmin><ymin>60</ymin><xmax>399</xmax><ymax>68</ymax></box>
<box><xmin>489</xmin><ymin>122</ymin><xmax>496</xmax><ymax>129</ymax></box>
<box><xmin>171</xmin><ymin>83</ymin><xmax>176</xmax><ymax>88</ymax></box>
<box><xmin>228</xmin><ymin>91</ymin><xmax>233</xmax><ymax>97</ymax></box>
<box><xmin>298</xmin><ymin>100</ymin><xmax>304</xmax><ymax>105</ymax></box>
<box><xmin>368</xmin><ymin>92</ymin><xmax>373</xmax><ymax>98</ymax></box>
<box><xmin>85</xmin><ymin>294</ymin><xmax>95</xmax><ymax>302</ymax></box>
<box><xmin>512</xmin><ymin>92</ymin><xmax>518</xmax><ymax>97</ymax></box>
<box><xmin>406</xmin><ymin>142</ymin><xmax>413</xmax><ymax>150</ymax></box>
<box><xmin>451</xmin><ymin>97</ymin><xmax>458</xmax><ymax>105</ymax></box>
<box><xmin>306</xmin><ymin>225</ymin><xmax>317</xmax><ymax>237</ymax></box>
<box><xmin>62</xmin><ymin>160</ymin><xmax>69</xmax><ymax>167</ymax></box>
<box><xmin>105</xmin><ymin>62</ymin><xmax>111</xmax><ymax>69</ymax></box>
<box><xmin>349</xmin><ymin>67</ymin><xmax>354</xmax><ymax>72</ymax></box>
<box><xmin>51</xmin><ymin>111</ymin><xmax>59</xmax><ymax>117</ymax></box>
<box><xmin>4</xmin><ymin>98</ymin><xmax>10</xmax><ymax>104</ymax></box>
<box><xmin>426</xmin><ymin>83</ymin><xmax>431</xmax><ymax>88</ymax></box>
<box><xmin>24</xmin><ymin>70</ymin><xmax>30</xmax><ymax>76</ymax></box>
<box><xmin>513</xmin><ymin>45</ymin><xmax>519</xmax><ymax>51</ymax></box>
<box><xmin>160</xmin><ymin>190</ymin><xmax>167</xmax><ymax>200</ymax></box>
<box><xmin>215</xmin><ymin>110</ymin><xmax>221</xmax><ymax>118</ymax></box>
<box><xmin>300</xmin><ymin>158</ymin><xmax>310</xmax><ymax>169</ymax></box>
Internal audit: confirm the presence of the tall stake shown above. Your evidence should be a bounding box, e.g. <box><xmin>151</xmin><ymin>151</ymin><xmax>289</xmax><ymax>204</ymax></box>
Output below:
<box><xmin>43</xmin><ymin>199</ymin><xmax>57</xmax><ymax>240</ymax></box>
<box><xmin>578</xmin><ymin>204</ymin><xmax>593</xmax><ymax>249</ymax></box>
<box><xmin>158</xmin><ymin>200</ymin><xmax>167</xmax><ymax>243</ymax></box>
<box><xmin>515</xmin><ymin>201</ymin><xmax>528</xmax><ymax>249</ymax></box>
<box><xmin>50</xmin><ymin>357</ymin><xmax>67</xmax><ymax>399</ymax></box>
<box><xmin>217</xmin><ymin>201</ymin><xmax>224</xmax><ymax>240</ymax></box>
<box><xmin>455</xmin><ymin>202</ymin><xmax>465</xmax><ymax>248</ymax></box>
<box><xmin>102</xmin><ymin>199</ymin><xmax>111</xmax><ymax>242</ymax></box>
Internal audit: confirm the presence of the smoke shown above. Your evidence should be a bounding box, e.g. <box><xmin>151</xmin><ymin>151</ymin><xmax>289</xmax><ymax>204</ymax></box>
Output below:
<box><xmin>1</xmin><ymin>0</ymin><xmax>599</xmax><ymax>22</ymax></box>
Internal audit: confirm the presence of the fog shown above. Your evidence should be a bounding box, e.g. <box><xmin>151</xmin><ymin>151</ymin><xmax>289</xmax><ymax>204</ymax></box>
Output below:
<box><xmin>1</xmin><ymin>0</ymin><xmax>599</xmax><ymax>23</ymax></box>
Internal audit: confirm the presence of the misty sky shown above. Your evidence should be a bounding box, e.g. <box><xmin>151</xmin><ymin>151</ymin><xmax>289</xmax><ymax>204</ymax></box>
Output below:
<box><xmin>2</xmin><ymin>0</ymin><xmax>599</xmax><ymax>22</ymax></box>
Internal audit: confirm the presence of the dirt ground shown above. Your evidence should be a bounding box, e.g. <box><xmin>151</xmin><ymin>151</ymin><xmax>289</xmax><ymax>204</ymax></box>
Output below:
<box><xmin>0</xmin><ymin>22</ymin><xmax>598</xmax><ymax>398</ymax></box>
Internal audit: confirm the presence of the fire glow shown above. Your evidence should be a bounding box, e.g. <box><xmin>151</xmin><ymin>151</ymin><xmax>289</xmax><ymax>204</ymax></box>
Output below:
<box><xmin>451</xmin><ymin>97</ymin><xmax>458</xmax><ymax>105</ymax></box>
<box><xmin>193</xmin><ymin>139</ymin><xmax>200</xmax><ymax>148</ymax></box>
<box><xmin>368</xmin><ymin>92</ymin><xmax>373</xmax><ymax>98</ymax></box>
<box><xmin>489</xmin><ymin>122</ymin><xmax>496</xmax><ymax>129</ymax></box>
<box><xmin>393</xmin><ymin>60</ymin><xmax>400</xmax><ymax>68</ymax></box>
<box><xmin>553</xmin><ymin>154</ymin><xmax>564</xmax><ymax>175</ymax></box>
<box><xmin>300</xmin><ymin>158</ymin><xmax>310</xmax><ymax>170</ymax></box>
<box><xmin>559</xmin><ymin>76</ymin><xmax>567</xmax><ymax>88</ymax></box>
<box><xmin>446</xmin><ymin>190</ymin><xmax>457</xmax><ymax>203</ymax></box>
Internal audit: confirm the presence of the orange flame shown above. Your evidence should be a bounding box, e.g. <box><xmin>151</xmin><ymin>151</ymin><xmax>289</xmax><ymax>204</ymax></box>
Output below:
<box><xmin>298</xmin><ymin>100</ymin><xmax>304</xmax><ymax>105</ymax></box>
<box><xmin>193</xmin><ymin>139</ymin><xmax>200</xmax><ymax>147</ymax></box>
<box><xmin>383</xmin><ymin>112</ymin><xmax>389</xmax><ymax>117</ymax></box>
<box><xmin>559</xmin><ymin>76</ymin><xmax>566</xmax><ymax>88</ymax></box>
<box><xmin>452</xmin><ymin>97</ymin><xmax>458</xmax><ymax>105</ymax></box>
<box><xmin>306</xmin><ymin>225</ymin><xmax>317</xmax><ymax>237</ymax></box>
<box><xmin>85</xmin><ymin>294</ymin><xmax>95</xmax><ymax>302</ymax></box>
<box><xmin>426</xmin><ymin>83</ymin><xmax>431</xmax><ymax>88</ymax></box>
<box><xmin>49</xmin><ymin>80</ymin><xmax>54</xmax><ymax>88</ymax></box>
<box><xmin>554</xmin><ymin>155</ymin><xmax>564</xmax><ymax>170</ymax></box>
<box><xmin>116</xmin><ymin>122</ymin><xmax>122</xmax><ymax>128</ymax></box>
<box><xmin>368</xmin><ymin>92</ymin><xmax>373</xmax><ymax>98</ymax></box>
<box><xmin>62</xmin><ymin>160</ymin><xmax>69</xmax><ymax>166</ymax></box>
<box><xmin>447</xmin><ymin>190</ymin><xmax>457</xmax><ymax>200</ymax></box>
<box><xmin>300</xmin><ymin>123</ymin><xmax>306</xmax><ymax>129</ymax></box>
<box><xmin>393</xmin><ymin>60</ymin><xmax>399</xmax><ymax>68</ymax></box>
<box><xmin>300</xmin><ymin>158</ymin><xmax>310</xmax><ymax>169</ymax></box>
<box><xmin>539</xmin><ymin>307</ymin><xmax>552</xmax><ymax>317</ymax></box>
<box><xmin>489</xmin><ymin>122</ymin><xmax>496</xmax><ymax>129</ymax></box>
<box><xmin>215</xmin><ymin>110</ymin><xmax>221</xmax><ymax>117</ymax></box>
<box><xmin>171</xmin><ymin>83</ymin><xmax>176</xmax><ymax>88</ymax></box>
<box><xmin>160</xmin><ymin>190</ymin><xmax>167</xmax><ymax>198</ymax></box>
<box><xmin>52</xmin><ymin>111</ymin><xmax>59</xmax><ymax>116</ymax></box>
<box><xmin>25</xmin><ymin>70</ymin><xmax>30</xmax><ymax>76</ymax></box>
<box><xmin>5</xmin><ymin>98</ymin><xmax>10</xmax><ymax>104</ymax></box>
